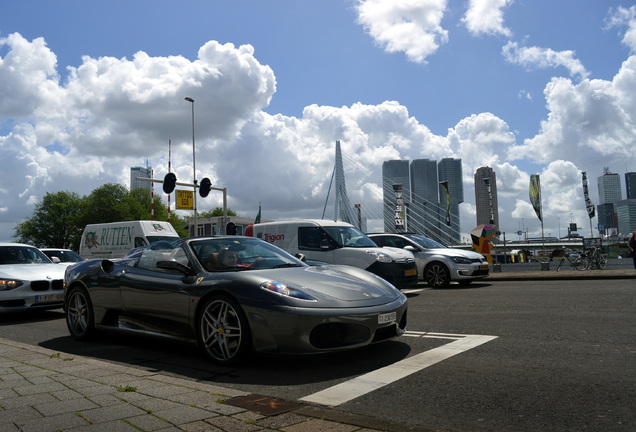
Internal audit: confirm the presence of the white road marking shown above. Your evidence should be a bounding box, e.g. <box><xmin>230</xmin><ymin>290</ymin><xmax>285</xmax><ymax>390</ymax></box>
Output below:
<box><xmin>299</xmin><ymin>332</ymin><xmax>498</xmax><ymax>407</ymax></box>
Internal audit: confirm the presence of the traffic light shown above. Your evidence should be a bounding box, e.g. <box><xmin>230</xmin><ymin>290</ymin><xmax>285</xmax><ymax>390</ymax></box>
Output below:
<box><xmin>163</xmin><ymin>173</ymin><xmax>177</xmax><ymax>194</ymax></box>
<box><xmin>199</xmin><ymin>177</ymin><xmax>211</xmax><ymax>197</ymax></box>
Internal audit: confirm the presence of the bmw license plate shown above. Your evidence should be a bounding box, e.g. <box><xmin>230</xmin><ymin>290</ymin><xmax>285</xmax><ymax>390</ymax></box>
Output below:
<box><xmin>35</xmin><ymin>294</ymin><xmax>64</xmax><ymax>303</ymax></box>
<box><xmin>378</xmin><ymin>311</ymin><xmax>396</xmax><ymax>324</ymax></box>
<box><xmin>405</xmin><ymin>269</ymin><xmax>417</xmax><ymax>276</ymax></box>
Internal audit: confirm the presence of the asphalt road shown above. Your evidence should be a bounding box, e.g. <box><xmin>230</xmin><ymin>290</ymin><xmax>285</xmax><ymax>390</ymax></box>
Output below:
<box><xmin>1</xmin><ymin>278</ymin><xmax>635</xmax><ymax>432</ymax></box>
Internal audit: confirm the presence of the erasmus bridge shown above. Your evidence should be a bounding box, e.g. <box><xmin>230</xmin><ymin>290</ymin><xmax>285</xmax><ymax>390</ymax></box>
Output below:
<box><xmin>322</xmin><ymin>141</ymin><xmax>464</xmax><ymax>246</ymax></box>
<box><xmin>321</xmin><ymin>141</ymin><xmax>601</xmax><ymax>259</ymax></box>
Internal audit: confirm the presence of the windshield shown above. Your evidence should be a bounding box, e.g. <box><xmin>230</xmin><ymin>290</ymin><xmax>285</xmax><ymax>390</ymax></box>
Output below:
<box><xmin>0</xmin><ymin>246</ymin><xmax>52</xmax><ymax>265</ymax></box>
<box><xmin>190</xmin><ymin>237</ymin><xmax>306</xmax><ymax>272</ymax></box>
<box><xmin>148</xmin><ymin>236</ymin><xmax>180</xmax><ymax>244</ymax></box>
<box><xmin>43</xmin><ymin>250</ymin><xmax>84</xmax><ymax>263</ymax></box>
<box><xmin>406</xmin><ymin>234</ymin><xmax>447</xmax><ymax>249</ymax></box>
<box><xmin>322</xmin><ymin>225</ymin><xmax>378</xmax><ymax>248</ymax></box>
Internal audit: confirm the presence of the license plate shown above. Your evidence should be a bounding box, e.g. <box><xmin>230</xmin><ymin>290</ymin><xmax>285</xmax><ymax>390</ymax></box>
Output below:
<box><xmin>405</xmin><ymin>269</ymin><xmax>417</xmax><ymax>276</ymax></box>
<box><xmin>35</xmin><ymin>294</ymin><xmax>64</xmax><ymax>303</ymax></box>
<box><xmin>480</xmin><ymin>265</ymin><xmax>489</xmax><ymax>271</ymax></box>
<box><xmin>378</xmin><ymin>311</ymin><xmax>396</xmax><ymax>324</ymax></box>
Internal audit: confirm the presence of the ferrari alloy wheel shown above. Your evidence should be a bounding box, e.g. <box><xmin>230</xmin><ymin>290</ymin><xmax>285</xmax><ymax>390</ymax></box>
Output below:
<box><xmin>65</xmin><ymin>286</ymin><xmax>95</xmax><ymax>340</ymax></box>
<box><xmin>199</xmin><ymin>296</ymin><xmax>251</xmax><ymax>365</ymax></box>
<box><xmin>425</xmin><ymin>262</ymin><xmax>451</xmax><ymax>288</ymax></box>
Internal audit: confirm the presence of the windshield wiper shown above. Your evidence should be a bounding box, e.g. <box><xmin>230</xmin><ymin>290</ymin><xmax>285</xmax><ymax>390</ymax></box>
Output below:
<box><xmin>272</xmin><ymin>263</ymin><xmax>303</xmax><ymax>268</ymax></box>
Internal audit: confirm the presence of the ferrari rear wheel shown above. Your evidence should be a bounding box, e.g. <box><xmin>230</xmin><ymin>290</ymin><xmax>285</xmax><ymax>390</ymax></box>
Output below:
<box><xmin>199</xmin><ymin>295</ymin><xmax>251</xmax><ymax>365</ymax></box>
<box><xmin>425</xmin><ymin>262</ymin><xmax>451</xmax><ymax>288</ymax></box>
<box><xmin>65</xmin><ymin>286</ymin><xmax>95</xmax><ymax>340</ymax></box>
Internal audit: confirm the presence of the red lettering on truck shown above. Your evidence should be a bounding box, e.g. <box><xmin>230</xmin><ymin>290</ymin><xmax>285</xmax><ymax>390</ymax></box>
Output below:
<box><xmin>264</xmin><ymin>233</ymin><xmax>284</xmax><ymax>243</ymax></box>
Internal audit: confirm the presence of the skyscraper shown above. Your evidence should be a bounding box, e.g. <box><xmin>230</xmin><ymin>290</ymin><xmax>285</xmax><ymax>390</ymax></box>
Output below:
<box><xmin>625</xmin><ymin>172</ymin><xmax>636</xmax><ymax>199</ymax></box>
<box><xmin>597</xmin><ymin>169</ymin><xmax>622</xmax><ymax>231</ymax></box>
<box><xmin>474</xmin><ymin>167</ymin><xmax>499</xmax><ymax>230</ymax></box>
<box><xmin>438</xmin><ymin>158</ymin><xmax>464</xmax><ymax>244</ymax></box>
<box><xmin>410</xmin><ymin>159</ymin><xmax>440</xmax><ymax>241</ymax></box>
<box><xmin>382</xmin><ymin>160</ymin><xmax>410</xmax><ymax>232</ymax></box>
<box><xmin>616</xmin><ymin>199</ymin><xmax>636</xmax><ymax>235</ymax></box>
<box><xmin>597</xmin><ymin>170</ymin><xmax>622</xmax><ymax>205</ymax></box>
<box><xmin>130</xmin><ymin>166</ymin><xmax>152</xmax><ymax>193</ymax></box>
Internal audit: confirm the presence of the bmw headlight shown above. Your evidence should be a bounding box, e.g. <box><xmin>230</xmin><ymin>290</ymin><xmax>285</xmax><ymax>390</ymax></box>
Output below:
<box><xmin>450</xmin><ymin>256</ymin><xmax>473</xmax><ymax>264</ymax></box>
<box><xmin>365</xmin><ymin>249</ymin><xmax>393</xmax><ymax>263</ymax></box>
<box><xmin>260</xmin><ymin>281</ymin><xmax>317</xmax><ymax>301</ymax></box>
<box><xmin>0</xmin><ymin>279</ymin><xmax>23</xmax><ymax>290</ymax></box>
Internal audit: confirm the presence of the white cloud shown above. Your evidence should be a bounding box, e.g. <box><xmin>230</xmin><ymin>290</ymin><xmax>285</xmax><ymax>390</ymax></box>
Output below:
<box><xmin>509</xmin><ymin>57</ymin><xmax>636</xmax><ymax>169</ymax></box>
<box><xmin>605</xmin><ymin>5</ymin><xmax>636</xmax><ymax>53</ymax></box>
<box><xmin>462</xmin><ymin>0</ymin><xmax>513</xmax><ymax>37</ymax></box>
<box><xmin>355</xmin><ymin>0</ymin><xmax>449</xmax><ymax>63</ymax></box>
<box><xmin>1</xmin><ymin>29</ymin><xmax>635</xmax><ymax>243</ymax></box>
<box><xmin>502</xmin><ymin>41</ymin><xmax>589</xmax><ymax>80</ymax></box>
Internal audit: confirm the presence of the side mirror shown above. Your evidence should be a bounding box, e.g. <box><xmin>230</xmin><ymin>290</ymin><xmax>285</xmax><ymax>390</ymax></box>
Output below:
<box><xmin>295</xmin><ymin>253</ymin><xmax>307</xmax><ymax>262</ymax></box>
<box><xmin>404</xmin><ymin>245</ymin><xmax>418</xmax><ymax>252</ymax></box>
<box><xmin>50</xmin><ymin>256</ymin><xmax>61</xmax><ymax>263</ymax></box>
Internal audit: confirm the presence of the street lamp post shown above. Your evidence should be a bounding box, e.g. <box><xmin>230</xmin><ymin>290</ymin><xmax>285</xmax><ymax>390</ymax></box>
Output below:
<box><xmin>185</xmin><ymin>97</ymin><xmax>197</xmax><ymax>235</ymax></box>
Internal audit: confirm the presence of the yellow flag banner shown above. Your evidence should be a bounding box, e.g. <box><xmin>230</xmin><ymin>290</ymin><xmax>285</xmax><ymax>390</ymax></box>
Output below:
<box><xmin>529</xmin><ymin>175</ymin><xmax>542</xmax><ymax>222</ymax></box>
<box><xmin>440</xmin><ymin>181</ymin><xmax>451</xmax><ymax>227</ymax></box>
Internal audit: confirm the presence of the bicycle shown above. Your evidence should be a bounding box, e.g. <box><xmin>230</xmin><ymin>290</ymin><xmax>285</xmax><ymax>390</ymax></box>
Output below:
<box><xmin>583</xmin><ymin>246</ymin><xmax>608</xmax><ymax>270</ymax></box>
<box><xmin>550</xmin><ymin>249</ymin><xmax>589</xmax><ymax>271</ymax></box>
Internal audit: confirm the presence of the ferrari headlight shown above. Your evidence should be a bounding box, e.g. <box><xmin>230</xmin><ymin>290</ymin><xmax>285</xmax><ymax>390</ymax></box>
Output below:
<box><xmin>0</xmin><ymin>279</ymin><xmax>23</xmax><ymax>290</ymax></box>
<box><xmin>365</xmin><ymin>249</ymin><xmax>393</xmax><ymax>263</ymax></box>
<box><xmin>450</xmin><ymin>256</ymin><xmax>473</xmax><ymax>264</ymax></box>
<box><xmin>260</xmin><ymin>281</ymin><xmax>317</xmax><ymax>301</ymax></box>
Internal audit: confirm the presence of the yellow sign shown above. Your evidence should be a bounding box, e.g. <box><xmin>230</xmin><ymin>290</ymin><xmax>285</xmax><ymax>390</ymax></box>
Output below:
<box><xmin>176</xmin><ymin>190</ymin><xmax>194</xmax><ymax>210</ymax></box>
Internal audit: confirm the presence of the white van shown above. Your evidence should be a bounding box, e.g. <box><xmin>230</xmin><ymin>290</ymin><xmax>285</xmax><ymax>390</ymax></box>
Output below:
<box><xmin>246</xmin><ymin>219</ymin><xmax>418</xmax><ymax>288</ymax></box>
<box><xmin>80</xmin><ymin>220</ymin><xmax>180</xmax><ymax>259</ymax></box>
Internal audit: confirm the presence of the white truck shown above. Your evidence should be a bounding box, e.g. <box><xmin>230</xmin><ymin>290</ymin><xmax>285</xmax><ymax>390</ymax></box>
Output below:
<box><xmin>80</xmin><ymin>220</ymin><xmax>180</xmax><ymax>259</ymax></box>
<box><xmin>246</xmin><ymin>219</ymin><xmax>418</xmax><ymax>288</ymax></box>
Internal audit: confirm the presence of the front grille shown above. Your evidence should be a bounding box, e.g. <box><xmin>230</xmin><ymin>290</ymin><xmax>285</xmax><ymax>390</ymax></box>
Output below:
<box><xmin>310</xmin><ymin>323</ymin><xmax>371</xmax><ymax>349</ymax></box>
<box><xmin>472</xmin><ymin>269</ymin><xmax>489</xmax><ymax>276</ymax></box>
<box><xmin>0</xmin><ymin>300</ymin><xmax>25</xmax><ymax>307</ymax></box>
<box><xmin>30</xmin><ymin>280</ymin><xmax>64</xmax><ymax>291</ymax></box>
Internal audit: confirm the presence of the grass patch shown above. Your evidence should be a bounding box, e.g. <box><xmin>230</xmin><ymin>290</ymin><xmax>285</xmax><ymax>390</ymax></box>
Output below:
<box><xmin>117</xmin><ymin>385</ymin><xmax>137</xmax><ymax>393</ymax></box>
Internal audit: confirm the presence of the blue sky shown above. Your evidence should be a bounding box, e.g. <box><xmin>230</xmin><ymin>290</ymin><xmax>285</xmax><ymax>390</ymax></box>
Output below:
<box><xmin>1</xmin><ymin>0</ymin><xmax>635</xmax><ymax>243</ymax></box>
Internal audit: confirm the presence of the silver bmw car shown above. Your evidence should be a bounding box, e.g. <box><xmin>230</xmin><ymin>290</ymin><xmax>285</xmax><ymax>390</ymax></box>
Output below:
<box><xmin>64</xmin><ymin>236</ymin><xmax>408</xmax><ymax>365</ymax></box>
<box><xmin>0</xmin><ymin>243</ymin><xmax>67</xmax><ymax>313</ymax></box>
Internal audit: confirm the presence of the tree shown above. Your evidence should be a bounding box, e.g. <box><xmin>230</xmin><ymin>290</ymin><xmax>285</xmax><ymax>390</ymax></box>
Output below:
<box><xmin>13</xmin><ymin>184</ymin><xmax>190</xmax><ymax>250</ymax></box>
<box><xmin>14</xmin><ymin>191</ymin><xmax>84</xmax><ymax>249</ymax></box>
<box><xmin>80</xmin><ymin>183</ymin><xmax>132</xmax><ymax>226</ymax></box>
<box><xmin>198</xmin><ymin>207</ymin><xmax>238</xmax><ymax>218</ymax></box>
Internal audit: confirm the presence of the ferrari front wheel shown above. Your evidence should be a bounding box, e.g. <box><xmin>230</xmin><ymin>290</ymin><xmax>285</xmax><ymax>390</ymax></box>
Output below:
<box><xmin>198</xmin><ymin>295</ymin><xmax>251</xmax><ymax>365</ymax></box>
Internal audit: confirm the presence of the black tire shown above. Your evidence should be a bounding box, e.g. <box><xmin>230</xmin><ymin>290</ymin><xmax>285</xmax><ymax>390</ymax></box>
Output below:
<box><xmin>425</xmin><ymin>262</ymin><xmax>451</xmax><ymax>288</ymax></box>
<box><xmin>65</xmin><ymin>286</ymin><xmax>95</xmax><ymax>340</ymax></box>
<box><xmin>198</xmin><ymin>295</ymin><xmax>251</xmax><ymax>365</ymax></box>
<box><xmin>572</xmin><ymin>256</ymin><xmax>588</xmax><ymax>270</ymax></box>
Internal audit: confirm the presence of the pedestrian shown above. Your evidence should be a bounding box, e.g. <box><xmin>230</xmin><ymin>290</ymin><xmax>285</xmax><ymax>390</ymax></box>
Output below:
<box><xmin>629</xmin><ymin>230</ymin><xmax>636</xmax><ymax>269</ymax></box>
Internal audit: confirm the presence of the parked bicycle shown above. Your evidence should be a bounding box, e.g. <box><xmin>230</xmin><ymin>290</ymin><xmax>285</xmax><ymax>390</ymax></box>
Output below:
<box><xmin>583</xmin><ymin>246</ymin><xmax>608</xmax><ymax>270</ymax></box>
<box><xmin>550</xmin><ymin>248</ymin><xmax>589</xmax><ymax>271</ymax></box>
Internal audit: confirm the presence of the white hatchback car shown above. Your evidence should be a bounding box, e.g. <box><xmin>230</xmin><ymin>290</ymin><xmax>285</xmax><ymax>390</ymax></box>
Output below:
<box><xmin>368</xmin><ymin>233</ymin><xmax>490</xmax><ymax>288</ymax></box>
<box><xmin>40</xmin><ymin>248</ymin><xmax>85</xmax><ymax>266</ymax></box>
<box><xmin>0</xmin><ymin>243</ymin><xmax>67</xmax><ymax>313</ymax></box>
